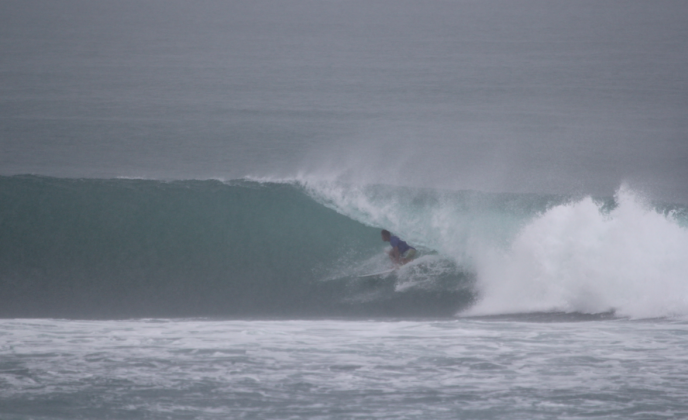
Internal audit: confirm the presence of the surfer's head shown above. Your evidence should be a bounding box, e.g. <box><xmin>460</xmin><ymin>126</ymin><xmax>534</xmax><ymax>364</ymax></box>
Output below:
<box><xmin>381</xmin><ymin>229</ymin><xmax>391</xmax><ymax>242</ymax></box>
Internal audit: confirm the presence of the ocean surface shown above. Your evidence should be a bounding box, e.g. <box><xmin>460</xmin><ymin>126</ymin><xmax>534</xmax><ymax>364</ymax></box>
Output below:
<box><xmin>2</xmin><ymin>0</ymin><xmax>688</xmax><ymax>418</ymax></box>
<box><xmin>3</xmin><ymin>318</ymin><xmax>688</xmax><ymax>420</ymax></box>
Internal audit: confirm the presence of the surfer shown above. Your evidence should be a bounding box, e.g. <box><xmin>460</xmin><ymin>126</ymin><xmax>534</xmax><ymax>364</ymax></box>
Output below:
<box><xmin>381</xmin><ymin>229</ymin><xmax>416</xmax><ymax>266</ymax></box>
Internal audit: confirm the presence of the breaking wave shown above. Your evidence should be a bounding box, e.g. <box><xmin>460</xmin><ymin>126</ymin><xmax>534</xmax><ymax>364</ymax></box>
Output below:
<box><xmin>1</xmin><ymin>175</ymin><xmax>686</xmax><ymax>319</ymax></box>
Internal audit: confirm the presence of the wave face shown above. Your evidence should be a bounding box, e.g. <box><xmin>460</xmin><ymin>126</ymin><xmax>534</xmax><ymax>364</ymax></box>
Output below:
<box><xmin>0</xmin><ymin>176</ymin><xmax>471</xmax><ymax>318</ymax></box>
<box><xmin>2</xmin><ymin>176</ymin><xmax>687</xmax><ymax>319</ymax></box>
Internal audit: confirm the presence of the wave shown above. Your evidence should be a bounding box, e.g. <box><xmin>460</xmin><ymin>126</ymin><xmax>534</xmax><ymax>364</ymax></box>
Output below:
<box><xmin>1</xmin><ymin>175</ymin><xmax>687</xmax><ymax>319</ymax></box>
<box><xmin>0</xmin><ymin>176</ymin><xmax>470</xmax><ymax>318</ymax></box>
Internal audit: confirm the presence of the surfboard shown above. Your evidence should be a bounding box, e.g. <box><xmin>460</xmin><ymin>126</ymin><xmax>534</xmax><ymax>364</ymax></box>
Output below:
<box><xmin>358</xmin><ymin>268</ymin><xmax>396</xmax><ymax>278</ymax></box>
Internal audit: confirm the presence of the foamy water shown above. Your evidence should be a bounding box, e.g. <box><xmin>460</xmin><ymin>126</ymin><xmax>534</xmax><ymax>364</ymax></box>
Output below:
<box><xmin>2</xmin><ymin>318</ymin><xmax>687</xmax><ymax>419</ymax></box>
<box><xmin>470</xmin><ymin>188</ymin><xmax>688</xmax><ymax>318</ymax></box>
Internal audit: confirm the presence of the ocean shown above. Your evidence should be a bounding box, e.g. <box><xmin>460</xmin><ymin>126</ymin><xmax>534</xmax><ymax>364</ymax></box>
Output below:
<box><xmin>2</xmin><ymin>0</ymin><xmax>688</xmax><ymax>418</ymax></box>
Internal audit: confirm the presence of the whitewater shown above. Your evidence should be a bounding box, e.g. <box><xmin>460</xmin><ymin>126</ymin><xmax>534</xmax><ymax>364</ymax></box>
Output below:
<box><xmin>3</xmin><ymin>318</ymin><xmax>688</xmax><ymax>419</ymax></box>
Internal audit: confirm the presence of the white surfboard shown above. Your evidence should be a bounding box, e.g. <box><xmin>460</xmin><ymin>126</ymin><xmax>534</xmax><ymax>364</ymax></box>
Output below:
<box><xmin>358</xmin><ymin>268</ymin><xmax>396</xmax><ymax>278</ymax></box>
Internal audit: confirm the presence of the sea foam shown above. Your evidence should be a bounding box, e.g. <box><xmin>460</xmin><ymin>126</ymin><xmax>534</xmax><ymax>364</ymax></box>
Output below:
<box><xmin>468</xmin><ymin>187</ymin><xmax>688</xmax><ymax>318</ymax></box>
